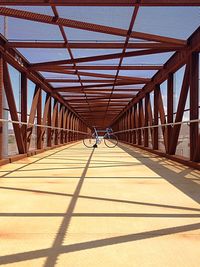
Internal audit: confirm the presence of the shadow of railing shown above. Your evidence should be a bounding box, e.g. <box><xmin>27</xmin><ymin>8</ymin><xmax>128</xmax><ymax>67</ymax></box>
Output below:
<box><xmin>118</xmin><ymin>142</ymin><xmax>200</xmax><ymax>205</ymax></box>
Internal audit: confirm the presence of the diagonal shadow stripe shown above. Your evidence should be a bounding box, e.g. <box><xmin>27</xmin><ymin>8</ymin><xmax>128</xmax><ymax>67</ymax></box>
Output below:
<box><xmin>0</xmin><ymin>212</ymin><xmax>200</xmax><ymax>218</ymax></box>
<box><xmin>1</xmin><ymin>186</ymin><xmax>200</xmax><ymax>212</ymax></box>
<box><xmin>0</xmin><ymin>176</ymin><xmax>162</xmax><ymax>179</ymax></box>
<box><xmin>0</xmin><ymin>163</ymin><xmax>140</xmax><ymax>173</ymax></box>
<box><xmin>1</xmin><ymin>143</ymin><xmax>78</xmax><ymax>178</ymax></box>
<box><xmin>0</xmin><ymin>222</ymin><xmax>200</xmax><ymax>265</ymax></box>
<box><xmin>118</xmin><ymin>143</ymin><xmax>200</xmax><ymax>205</ymax></box>
<box><xmin>43</xmin><ymin>148</ymin><xmax>95</xmax><ymax>267</ymax></box>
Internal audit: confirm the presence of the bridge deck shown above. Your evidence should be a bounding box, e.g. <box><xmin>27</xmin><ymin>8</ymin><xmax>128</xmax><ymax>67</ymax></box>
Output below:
<box><xmin>0</xmin><ymin>142</ymin><xmax>200</xmax><ymax>267</ymax></box>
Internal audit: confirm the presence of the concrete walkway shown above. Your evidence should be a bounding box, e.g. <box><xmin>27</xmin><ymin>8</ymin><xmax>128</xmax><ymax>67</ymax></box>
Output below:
<box><xmin>0</xmin><ymin>141</ymin><xmax>200</xmax><ymax>267</ymax></box>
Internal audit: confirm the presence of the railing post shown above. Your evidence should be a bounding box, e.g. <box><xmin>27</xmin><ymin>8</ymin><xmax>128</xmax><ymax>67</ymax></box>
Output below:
<box><xmin>37</xmin><ymin>87</ymin><xmax>42</xmax><ymax>149</ymax></box>
<box><xmin>190</xmin><ymin>52</ymin><xmax>199</xmax><ymax>161</ymax></box>
<box><xmin>153</xmin><ymin>86</ymin><xmax>159</xmax><ymax>150</ymax></box>
<box><xmin>167</xmin><ymin>73</ymin><xmax>174</xmax><ymax>154</ymax></box>
<box><xmin>46</xmin><ymin>94</ymin><xmax>52</xmax><ymax>147</ymax></box>
<box><xmin>21</xmin><ymin>72</ymin><xmax>27</xmax><ymax>153</ymax></box>
<box><xmin>144</xmin><ymin>94</ymin><xmax>149</xmax><ymax>147</ymax></box>
<box><xmin>133</xmin><ymin>104</ymin><xmax>137</xmax><ymax>144</ymax></box>
<box><xmin>138</xmin><ymin>100</ymin><xmax>143</xmax><ymax>145</ymax></box>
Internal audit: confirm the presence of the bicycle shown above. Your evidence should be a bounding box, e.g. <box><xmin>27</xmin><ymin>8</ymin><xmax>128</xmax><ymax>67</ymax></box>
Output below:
<box><xmin>83</xmin><ymin>127</ymin><xmax>118</xmax><ymax>148</ymax></box>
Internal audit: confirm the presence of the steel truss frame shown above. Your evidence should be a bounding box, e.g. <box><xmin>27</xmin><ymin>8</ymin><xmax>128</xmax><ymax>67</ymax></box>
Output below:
<box><xmin>0</xmin><ymin>41</ymin><xmax>89</xmax><ymax>161</ymax></box>
<box><xmin>0</xmin><ymin>2</ymin><xmax>199</xmax><ymax>169</ymax></box>
<box><xmin>112</xmin><ymin>27</ymin><xmax>200</xmax><ymax>169</ymax></box>
<box><xmin>0</xmin><ymin>3</ymin><xmax>195</xmax><ymax>128</ymax></box>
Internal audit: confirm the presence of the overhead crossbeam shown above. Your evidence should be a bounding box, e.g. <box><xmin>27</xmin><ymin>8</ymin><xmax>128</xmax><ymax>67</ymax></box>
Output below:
<box><xmin>53</xmin><ymin>81</ymin><xmax>149</xmax><ymax>91</ymax></box>
<box><xmin>1</xmin><ymin>1</ymin><xmax>200</xmax><ymax>7</ymax></box>
<box><xmin>30</xmin><ymin>48</ymin><xmax>176</xmax><ymax>68</ymax></box>
<box><xmin>43</xmin><ymin>65</ymin><xmax>163</xmax><ymax>71</ymax></box>
<box><xmin>40</xmin><ymin>69</ymin><xmax>151</xmax><ymax>83</ymax></box>
<box><xmin>8</xmin><ymin>41</ymin><xmax>185</xmax><ymax>50</ymax></box>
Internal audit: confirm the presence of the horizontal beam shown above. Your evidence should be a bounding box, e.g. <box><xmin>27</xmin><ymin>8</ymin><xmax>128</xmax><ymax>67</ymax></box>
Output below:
<box><xmin>46</xmin><ymin>65</ymin><xmax>162</xmax><ymax>75</ymax></box>
<box><xmin>66</xmin><ymin>96</ymin><xmax>134</xmax><ymax>102</ymax></box>
<box><xmin>70</xmin><ymin>99</ymin><xmax>130</xmax><ymax>103</ymax></box>
<box><xmin>54</xmin><ymin>81</ymin><xmax>148</xmax><ymax>91</ymax></box>
<box><xmin>39</xmin><ymin>69</ymin><xmax>150</xmax><ymax>82</ymax></box>
<box><xmin>1</xmin><ymin>1</ymin><xmax>200</xmax><ymax>6</ymax></box>
<box><xmin>61</xmin><ymin>89</ymin><xmax>141</xmax><ymax>93</ymax></box>
<box><xmin>73</xmin><ymin>107</ymin><xmax>120</xmax><ymax>109</ymax></box>
<box><xmin>30</xmin><ymin>48</ymin><xmax>176</xmax><ymax>68</ymax></box>
<box><xmin>71</xmin><ymin>107</ymin><xmax>124</xmax><ymax>110</ymax></box>
<box><xmin>72</xmin><ymin>107</ymin><xmax>126</xmax><ymax>109</ymax></box>
<box><xmin>62</xmin><ymin>93</ymin><xmax>136</xmax><ymax>97</ymax></box>
<box><xmin>48</xmin><ymin>79</ymin><xmax>145</xmax><ymax>84</ymax></box>
<box><xmin>74</xmin><ymin>103</ymin><xmax>126</xmax><ymax>107</ymax></box>
<box><xmin>78</xmin><ymin>111</ymin><xmax>122</xmax><ymax>113</ymax></box>
<box><xmin>47</xmin><ymin>79</ymin><xmax>115</xmax><ymax>83</ymax></box>
<box><xmin>8</xmin><ymin>41</ymin><xmax>184</xmax><ymax>50</ymax></box>
<box><xmin>75</xmin><ymin>107</ymin><xmax>126</xmax><ymax>110</ymax></box>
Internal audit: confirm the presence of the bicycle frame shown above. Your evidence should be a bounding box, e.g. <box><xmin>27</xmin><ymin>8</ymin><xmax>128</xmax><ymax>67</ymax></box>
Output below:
<box><xmin>92</xmin><ymin>127</ymin><xmax>113</xmax><ymax>144</ymax></box>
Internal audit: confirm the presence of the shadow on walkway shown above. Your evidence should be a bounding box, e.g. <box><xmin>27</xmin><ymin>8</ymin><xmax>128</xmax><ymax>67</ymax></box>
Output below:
<box><xmin>118</xmin><ymin>142</ymin><xmax>200</xmax><ymax>205</ymax></box>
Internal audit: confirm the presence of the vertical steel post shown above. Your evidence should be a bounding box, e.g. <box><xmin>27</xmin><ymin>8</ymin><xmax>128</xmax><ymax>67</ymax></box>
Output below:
<box><xmin>144</xmin><ymin>94</ymin><xmax>149</xmax><ymax>147</ymax></box>
<box><xmin>37</xmin><ymin>87</ymin><xmax>42</xmax><ymax>149</ymax></box>
<box><xmin>21</xmin><ymin>72</ymin><xmax>27</xmax><ymax>152</ymax></box>
<box><xmin>47</xmin><ymin>94</ymin><xmax>52</xmax><ymax>147</ymax></box>
<box><xmin>134</xmin><ymin>104</ymin><xmax>137</xmax><ymax>144</ymax></box>
<box><xmin>190</xmin><ymin>53</ymin><xmax>199</xmax><ymax>161</ymax></box>
<box><xmin>167</xmin><ymin>73</ymin><xmax>174</xmax><ymax>154</ymax></box>
<box><xmin>138</xmin><ymin>100</ymin><xmax>143</xmax><ymax>145</ymax></box>
<box><xmin>153</xmin><ymin>86</ymin><xmax>159</xmax><ymax>150</ymax></box>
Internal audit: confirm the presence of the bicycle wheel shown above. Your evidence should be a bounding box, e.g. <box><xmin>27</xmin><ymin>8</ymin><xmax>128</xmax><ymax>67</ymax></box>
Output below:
<box><xmin>83</xmin><ymin>135</ymin><xmax>97</xmax><ymax>148</ymax></box>
<box><xmin>104</xmin><ymin>134</ymin><xmax>118</xmax><ymax>148</ymax></box>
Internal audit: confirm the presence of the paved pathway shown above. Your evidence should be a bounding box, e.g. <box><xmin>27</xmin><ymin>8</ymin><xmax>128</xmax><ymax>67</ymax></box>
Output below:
<box><xmin>0</xmin><ymin>141</ymin><xmax>200</xmax><ymax>267</ymax></box>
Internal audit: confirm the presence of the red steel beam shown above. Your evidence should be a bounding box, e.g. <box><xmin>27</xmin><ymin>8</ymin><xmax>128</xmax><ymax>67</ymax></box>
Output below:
<box><xmin>8</xmin><ymin>41</ymin><xmax>184</xmax><ymax>50</ymax></box>
<box><xmin>45</xmin><ymin>65</ymin><xmax>162</xmax><ymax>72</ymax></box>
<box><xmin>37</xmin><ymin>87</ymin><xmax>42</xmax><ymax>149</ymax></box>
<box><xmin>20</xmin><ymin>72</ymin><xmax>27</xmax><ymax>152</ymax></box>
<box><xmin>71</xmin><ymin>105</ymin><xmax>128</xmax><ymax>109</ymax></box>
<box><xmin>47</xmin><ymin>79</ymin><xmax>143</xmax><ymax>84</ymax></box>
<box><xmin>47</xmin><ymin>79</ymin><xmax>115</xmax><ymax>83</ymax></box>
<box><xmin>30</xmin><ymin>48</ymin><xmax>176</xmax><ymax>68</ymax></box>
<box><xmin>1</xmin><ymin>1</ymin><xmax>200</xmax><ymax>6</ymax></box>
<box><xmin>190</xmin><ymin>53</ymin><xmax>199</xmax><ymax>161</ymax></box>
<box><xmin>27</xmin><ymin>85</ymin><xmax>41</xmax><ymax>150</ymax></box>
<box><xmin>63</xmin><ymin>89</ymin><xmax>141</xmax><ymax>92</ymax></box>
<box><xmin>66</xmin><ymin>97</ymin><xmax>134</xmax><ymax>102</ymax></box>
<box><xmin>54</xmin><ymin>81</ymin><xmax>148</xmax><ymax>91</ymax></box>
<box><xmin>62</xmin><ymin>94</ymin><xmax>135</xmax><ymax>98</ymax></box>
<box><xmin>44</xmin><ymin>70</ymin><xmax>150</xmax><ymax>83</ymax></box>
<box><xmin>167</xmin><ymin>73</ymin><xmax>174</xmax><ymax>153</ymax></box>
